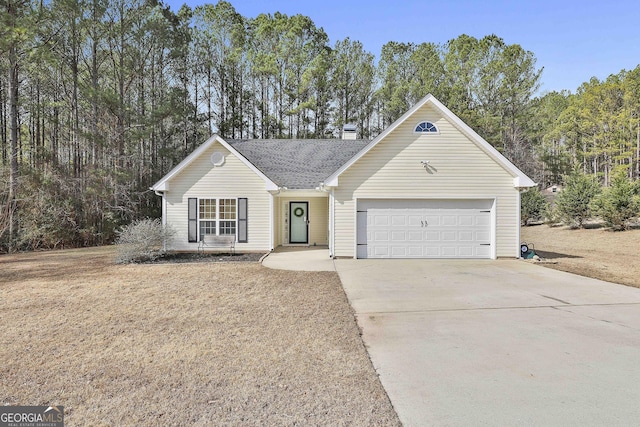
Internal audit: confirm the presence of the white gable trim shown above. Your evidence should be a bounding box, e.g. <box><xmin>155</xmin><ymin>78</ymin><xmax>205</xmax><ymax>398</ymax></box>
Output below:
<box><xmin>151</xmin><ymin>135</ymin><xmax>278</xmax><ymax>192</ymax></box>
<box><xmin>324</xmin><ymin>94</ymin><xmax>536</xmax><ymax>188</ymax></box>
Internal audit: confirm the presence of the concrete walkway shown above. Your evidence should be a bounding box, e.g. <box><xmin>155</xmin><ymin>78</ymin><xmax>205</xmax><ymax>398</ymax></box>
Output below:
<box><xmin>335</xmin><ymin>259</ymin><xmax>640</xmax><ymax>426</ymax></box>
<box><xmin>261</xmin><ymin>246</ymin><xmax>335</xmax><ymax>271</ymax></box>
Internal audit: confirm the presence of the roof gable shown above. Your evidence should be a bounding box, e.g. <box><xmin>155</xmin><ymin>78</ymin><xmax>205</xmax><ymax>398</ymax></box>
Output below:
<box><xmin>151</xmin><ymin>135</ymin><xmax>278</xmax><ymax>192</ymax></box>
<box><xmin>324</xmin><ymin>94</ymin><xmax>536</xmax><ymax>188</ymax></box>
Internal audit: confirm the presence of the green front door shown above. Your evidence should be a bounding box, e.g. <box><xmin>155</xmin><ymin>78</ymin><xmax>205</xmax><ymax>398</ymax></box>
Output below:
<box><xmin>289</xmin><ymin>202</ymin><xmax>309</xmax><ymax>244</ymax></box>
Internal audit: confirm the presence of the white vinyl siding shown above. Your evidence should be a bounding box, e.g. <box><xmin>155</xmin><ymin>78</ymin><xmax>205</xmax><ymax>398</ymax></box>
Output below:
<box><xmin>333</xmin><ymin>103</ymin><xmax>519</xmax><ymax>258</ymax></box>
<box><xmin>309</xmin><ymin>197</ymin><xmax>329</xmax><ymax>246</ymax></box>
<box><xmin>164</xmin><ymin>142</ymin><xmax>271</xmax><ymax>252</ymax></box>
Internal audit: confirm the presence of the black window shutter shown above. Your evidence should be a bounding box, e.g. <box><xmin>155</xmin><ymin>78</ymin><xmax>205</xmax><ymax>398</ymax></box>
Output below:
<box><xmin>238</xmin><ymin>198</ymin><xmax>248</xmax><ymax>243</ymax></box>
<box><xmin>188</xmin><ymin>198</ymin><xmax>197</xmax><ymax>242</ymax></box>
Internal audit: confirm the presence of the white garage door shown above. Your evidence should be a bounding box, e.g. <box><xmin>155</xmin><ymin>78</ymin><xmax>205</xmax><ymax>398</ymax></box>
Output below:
<box><xmin>357</xmin><ymin>199</ymin><xmax>493</xmax><ymax>259</ymax></box>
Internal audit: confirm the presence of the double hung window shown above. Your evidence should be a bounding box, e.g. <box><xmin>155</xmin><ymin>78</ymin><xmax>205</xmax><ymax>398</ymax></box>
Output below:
<box><xmin>199</xmin><ymin>198</ymin><xmax>236</xmax><ymax>237</ymax></box>
<box><xmin>188</xmin><ymin>197</ymin><xmax>246</xmax><ymax>243</ymax></box>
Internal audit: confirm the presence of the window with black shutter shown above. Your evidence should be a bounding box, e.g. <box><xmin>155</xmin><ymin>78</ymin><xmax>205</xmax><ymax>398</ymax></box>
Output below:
<box><xmin>188</xmin><ymin>198</ymin><xmax>197</xmax><ymax>242</ymax></box>
<box><xmin>238</xmin><ymin>198</ymin><xmax>248</xmax><ymax>243</ymax></box>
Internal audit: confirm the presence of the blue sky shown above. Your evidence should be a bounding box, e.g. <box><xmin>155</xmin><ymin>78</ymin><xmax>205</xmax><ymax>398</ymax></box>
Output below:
<box><xmin>167</xmin><ymin>0</ymin><xmax>640</xmax><ymax>95</ymax></box>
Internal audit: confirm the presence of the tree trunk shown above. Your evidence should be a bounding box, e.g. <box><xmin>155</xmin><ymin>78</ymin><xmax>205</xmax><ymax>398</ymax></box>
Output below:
<box><xmin>636</xmin><ymin>120</ymin><xmax>639</xmax><ymax>179</ymax></box>
<box><xmin>8</xmin><ymin>43</ymin><xmax>19</xmax><ymax>252</ymax></box>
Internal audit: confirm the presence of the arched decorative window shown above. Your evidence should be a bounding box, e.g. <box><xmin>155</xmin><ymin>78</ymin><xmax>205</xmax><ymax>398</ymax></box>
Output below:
<box><xmin>415</xmin><ymin>121</ymin><xmax>438</xmax><ymax>133</ymax></box>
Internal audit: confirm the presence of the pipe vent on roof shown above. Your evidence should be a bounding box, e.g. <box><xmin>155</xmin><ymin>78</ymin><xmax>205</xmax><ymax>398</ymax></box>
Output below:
<box><xmin>342</xmin><ymin>124</ymin><xmax>357</xmax><ymax>140</ymax></box>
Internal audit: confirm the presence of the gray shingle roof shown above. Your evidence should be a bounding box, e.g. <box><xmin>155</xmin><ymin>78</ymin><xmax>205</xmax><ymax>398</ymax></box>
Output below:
<box><xmin>227</xmin><ymin>139</ymin><xmax>370</xmax><ymax>189</ymax></box>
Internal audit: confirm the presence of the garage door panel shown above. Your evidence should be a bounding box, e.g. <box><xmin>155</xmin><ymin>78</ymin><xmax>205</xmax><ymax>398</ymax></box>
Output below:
<box><xmin>391</xmin><ymin>215</ymin><xmax>406</xmax><ymax>226</ymax></box>
<box><xmin>458</xmin><ymin>231</ymin><xmax>473</xmax><ymax>241</ymax></box>
<box><xmin>459</xmin><ymin>215</ymin><xmax>474</xmax><ymax>226</ymax></box>
<box><xmin>426</xmin><ymin>231</ymin><xmax>440</xmax><ymax>241</ymax></box>
<box><xmin>442</xmin><ymin>231</ymin><xmax>456</xmax><ymax>241</ymax></box>
<box><xmin>408</xmin><ymin>215</ymin><xmax>422</xmax><ymax>226</ymax></box>
<box><xmin>441</xmin><ymin>247</ymin><xmax>457</xmax><ymax>257</ymax></box>
<box><xmin>373</xmin><ymin>215</ymin><xmax>389</xmax><ymax>226</ymax></box>
<box><xmin>408</xmin><ymin>230</ymin><xmax>423</xmax><ymax>241</ymax></box>
<box><xmin>407</xmin><ymin>246</ymin><xmax>423</xmax><ymax>256</ymax></box>
<box><xmin>373</xmin><ymin>246</ymin><xmax>389</xmax><ymax>257</ymax></box>
<box><xmin>358</xmin><ymin>199</ymin><xmax>493</xmax><ymax>259</ymax></box>
<box><xmin>425</xmin><ymin>247</ymin><xmax>440</xmax><ymax>257</ymax></box>
<box><xmin>391</xmin><ymin>231</ymin><xmax>406</xmax><ymax>241</ymax></box>
<box><xmin>476</xmin><ymin>245</ymin><xmax>492</xmax><ymax>257</ymax></box>
<box><xmin>391</xmin><ymin>246</ymin><xmax>407</xmax><ymax>257</ymax></box>
<box><xmin>476</xmin><ymin>231</ymin><xmax>491</xmax><ymax>241</ymax></box>
<box><xmin>476</xmin><ymin>215</ymin><xmax>491</xmax><ymax>226</ymax></box>
<box><xmin>425</xmin><ymin>215</ymin><xmax>440</xmax><ymax>226</ymax></box>
<box><xmin>458</xmin><ymin>246</ymin><xmax>474</xmax><ymax>257</ymax></box>
<box><xmin>374</xmin><ymin>231</ymin><xmax>389</xmax><ymax>241</ymax></box>
<box><xmin>442</xmin><ymin>215</ymin><xmax>457</xmax><ymax>226</ymax></box>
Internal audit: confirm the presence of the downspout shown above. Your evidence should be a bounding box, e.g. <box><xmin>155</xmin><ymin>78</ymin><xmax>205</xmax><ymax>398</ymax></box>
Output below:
<box><xmin>316</xmin><ymin>183</ymin><xmax>334</xmax><ymax>258</ymax></box>
<box><xmin>516</xmin><ymin>188</ymin><xmax>523</xmax><ymax>258</ymax></box>
<box><xmin>152</xmin><ymin>189</ymin><xmax>167</xmax><ymax>250</ymax></box>
<box><xmin>269</xmin><ymin>192</ymin><xmax>274</xmax><ymax>251</ymax></box>
<box><xmin>329</xmin><ymin>188</ymin><xmax>335</xmax><ymax>258</ymax></box>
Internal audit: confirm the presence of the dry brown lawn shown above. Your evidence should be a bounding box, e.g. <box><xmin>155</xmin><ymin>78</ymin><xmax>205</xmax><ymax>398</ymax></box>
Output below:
<box><xmin>521</xmin><ymin>224</ymin><xmax>640</xmax><ymax>288</ymax></box>
<box><xmin>0</xmin><ymin>247</ymin><xmax>399</xmax><ymax>426</ymax></box>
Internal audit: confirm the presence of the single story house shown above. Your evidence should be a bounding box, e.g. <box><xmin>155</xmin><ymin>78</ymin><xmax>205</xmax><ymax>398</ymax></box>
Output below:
<box><xmin>151</xmin><ymin>94</ymin><xmax>535</xmax><ymax>259</ymax></box>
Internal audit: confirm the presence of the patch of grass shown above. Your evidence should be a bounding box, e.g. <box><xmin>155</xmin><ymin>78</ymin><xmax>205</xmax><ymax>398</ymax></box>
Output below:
<box><xmin>521</xmin><ymin>224</ymin><xmax>640</xmax><ymax>288</ymax></box>
<box><xmin>0</xmin><ymin>247</ymin><xmax>399</xmax><ymax>426</ymax></box>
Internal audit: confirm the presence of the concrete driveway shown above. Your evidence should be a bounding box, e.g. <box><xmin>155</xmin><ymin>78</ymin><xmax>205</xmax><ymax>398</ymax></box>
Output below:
<box><xmin>335</xmin><ymin>259</ymin><xmax>640</xmax><ymax>426</ymax></box>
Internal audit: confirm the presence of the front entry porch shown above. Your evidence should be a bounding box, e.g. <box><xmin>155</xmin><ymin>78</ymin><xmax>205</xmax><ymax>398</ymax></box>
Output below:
<box><xmin>273</xmin><ymin>194</ymin><xmax>329</xmax><ymax>248</ymax></box>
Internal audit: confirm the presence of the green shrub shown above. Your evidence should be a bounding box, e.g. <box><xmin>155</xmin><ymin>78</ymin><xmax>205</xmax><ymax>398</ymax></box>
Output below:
<box><xmin>591</xmin><ymin>172</ymin><xmax>640</xmax><ymax>230</ymax></box>
<box><xmin>544</xmin><ymin>204</ymin><xmax>564</xmax><ymax>226</ymax></box>
<box><xmin>115</xmin><ymin>218</ymin><xmax>175</xmax><ymax>263</ymax></box>
<box><xmin>554</xmin><ymin>172</ymin><xmax>600</xmax><ymax>228</ymax></box>
<box><xmin>520</xmin><ymin>188</ymin><xmax>548</xmax><ymax>225</ymax></box>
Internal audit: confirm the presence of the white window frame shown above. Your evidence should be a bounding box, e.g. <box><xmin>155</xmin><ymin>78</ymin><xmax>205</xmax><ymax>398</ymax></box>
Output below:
<box><xmin>198</xmin><ymin>198</ymin><xmax>237</xmax><ymax>238</ymax></box>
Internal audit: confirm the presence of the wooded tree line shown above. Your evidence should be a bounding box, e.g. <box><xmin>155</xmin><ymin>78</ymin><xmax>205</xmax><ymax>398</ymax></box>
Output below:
<box><xmin>1</xmin><ymin>0</ymin><xmax>638</xmax><ymax>251</ymax></box>
<box><xmin>534</xmin><ymin>69</ymin><xmax>640</xmax><ymax>187</ymax></box>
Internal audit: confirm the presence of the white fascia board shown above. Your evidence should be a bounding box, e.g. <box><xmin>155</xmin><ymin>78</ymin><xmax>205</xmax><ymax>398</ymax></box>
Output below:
<box><xmin>265</xmin><ymin>182</ymin><xmax>279</xmax><ymax>191</ymax></box>
<box><xmin>323</xmin><ymin>94</ymin><xmax>536</xmax><ymax>189</ymax></box>
<box><xmin>514</xmin><ymin>176</ymin><xmax>537</xmax><ymax>188</ymax></box>
<box><xmin>150</xmin><ymin>134</ymin><xmax>279</xmax><ymax>192</ymax></box>
<box><xmin>153</xmin><ymin>182</ymin><xmax>169</xmax><ymax>192</ymax></box>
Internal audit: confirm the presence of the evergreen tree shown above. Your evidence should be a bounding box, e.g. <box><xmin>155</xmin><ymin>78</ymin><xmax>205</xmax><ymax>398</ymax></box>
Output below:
<box><xmin>591</xmin><ymin>170</ymin><xmax>640</xmax><ymax>230</ymax></box>
<box><xmin>554</xmin><ymin>171</ymin><xmax>600</xmax><ymax>228</ymax></box>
